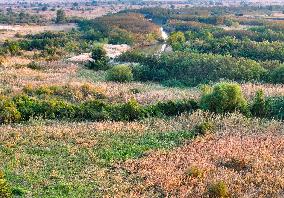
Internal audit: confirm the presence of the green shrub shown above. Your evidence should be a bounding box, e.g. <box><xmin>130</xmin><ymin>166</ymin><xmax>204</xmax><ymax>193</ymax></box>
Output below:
<box><xmin>106</xmin><ymin>65</ymin><xmax>133</xmax><ymax>82</ymax></box>
<box><xmin>266</xmin><ymin>96</ymin><xmax>284</xmax><ymax>120</ymax></box>
<box><xmin>207</xmin><ymin>181</ymin><xmax>230</xmax><ymax>198</ymax></box>
<box><xmin>200</xmin><ymin>83</ymin><xmax>248</xmax><ymax>114</ymax></box>
<box><xmin>41</xmin><ymin>99</ymin><xmax>77</xmax><ymax>120</ymax></box>
<box><xmin>147</xmin><ymin>99</ymin><xmax>198</xmax><ymax>117</ymax></box>
<box><xmin>193</xmin><ymin>121</ymin><xmax>214</xmax><ymax>136</ymax></box>
<box><xmin>11</xmin><ymin>186</ymin><xmax>27</xmax><ymax>196</ymax></box>
<box><xmin>80</xmin><ymin>100</ymin><xmax>110</xmax><ymax>121</ymax></box>
<box><xmin>0</xmin><ymin>171</ymin><xmax>12</xmax><ymax>198</ymax></box>
<box><xmin>118</xmin><ymin>51</ymin><xmax>266</xmax><ymax>86</ymax></box>
<box><xmin>87</xmin><ymin>46</ymin><xmax>110</xmax><ymax>71</ymax></box>
<box><xmin>87</xmin><ymin>58</ymin><xmax>110</xmax><ymax>71</ymax></box>
<box><xmin>250</xmin><ymin>90</ymin><xmax>269</xmax><ymax>118</ymax></box>
<box><xmin>270</xmin><ymin>65</ymin><xmax>284</xmax><ymax>83</ymax></box>
<box><xmin>186</xmin><ymin>166</ymin><xmax>204</xmax><ymax>178</ymax></box>
<box><xmin>27</xmin><ymin>61</ymin><xmax>41</xmax><ymax>70</ymax></box>
<box><xmin>13</xmin><ymin>95</ymin><xmax>43</xmax><ymax>121</ymax></box>
<box><xmin>168</xmin><ymin>31</ymin><xmax>186</xmax><ymax>51</ymax></box>
<box><xmin>111</xmin><ymin>98</ymin><xmax>145</xmax><ymax>121</ymax></box>
<box><xmin>0</xmin><ymin>97</ymin><xmax>21</xmax><ymax>124</ymax></box>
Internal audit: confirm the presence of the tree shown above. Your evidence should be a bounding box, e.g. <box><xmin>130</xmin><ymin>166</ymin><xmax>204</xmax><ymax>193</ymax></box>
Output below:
<box><xmin>55</xmin><ymin>9</ymin><xmax>65</xmax><ymax>24</ymax></box>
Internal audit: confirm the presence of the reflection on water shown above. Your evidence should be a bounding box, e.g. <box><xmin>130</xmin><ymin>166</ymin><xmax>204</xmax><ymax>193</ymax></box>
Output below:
<box><xmin>161</xmin><ymin>27</ymin><xmax>168</xmax><ymax>40</ymax></box>
<box><xmin>140</xmin><ymin>26</ymin><xmax>170</xmax><ymax>54</ymax></box>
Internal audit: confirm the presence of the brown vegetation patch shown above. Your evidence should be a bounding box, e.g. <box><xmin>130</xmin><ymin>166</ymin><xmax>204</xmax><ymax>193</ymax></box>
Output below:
<box><xmin>124</xmin><ymin>117</ymin><xmax>284</xmax><ymax>197</ymax></box>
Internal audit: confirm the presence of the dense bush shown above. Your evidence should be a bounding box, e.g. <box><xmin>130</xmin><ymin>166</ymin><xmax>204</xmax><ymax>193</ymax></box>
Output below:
<box><xmin>250</xmin><ymin>90</ymin><xmax>269</xmax><ymax>118</ymax></box>
<box><xmin>13</xmin><ymin>95</ymin><xmax>43</xmax><ymax>121</ymax></box>
<box><xmin>187</xmin><ymin>37</ymin><xmax>284</xmax><ymax>62</ymax></box>
<box><xmin>119</xmin><ymin>51</ymin><xmax>266</xmax><ymax>86</ymax></box>
<box><xmin>111</xmin><ymin>98</ymin><xmax>145</xmax><ymax>121</ymax></box>
<box><xmin>249</xmin><ymin>91</ymin><xmax>284</xmax><ymax>120</ymax></box>
<box><xmin>79</xmin><ymin>100</ymin><xmax>110</xmax><ymax>121</ymax></box>
<box><xmin>267</xmin><ymin>97</ymin><xmax>284</xmax><ymax>120</ymax></box>
<box><xmin>27</xmin><ymin>61</ymin><xmax>41</xmax><ymax>70</ymax></box>
<box><xmin>87</xmin><ymin>46</ymin><xmax>110</xmax><ymax>71</ymax></box>
<box><xmin>78</xmin><ymin>13</ymin><xmax>161</xmax><ymax>45</ymax></box>
<box><xmin>41</xmin><ymin>99</ymin><xmax>77</xmax><ymax>120</ymax></box>
<box><xmin>106</xmin><ymin>65</ymin><xmax>133</xmax><ymax>82</ymax></box>
<box><xmin>167</xmin><ymin>31</ymin><xmax>186</xmax><ymax>51</ymax></box>
<box><xmin>200</xmin><ymin>83</ymin><xmax>248</xmax><ymax>114</ymax></box>
<box><xmin>193</xmin><ymin>121</ymin><xmax>214</xmax><ymax>136</ymax></box>
<box><xmin>0</xmin><ymin>94</ymin><xmax>199</xmax><ymax>123</ymax></box>
<box><xmin>146</xmin><ymin>99</ymin><xmax>198</xmax><ymax>117</ymax></box>
<box><xmin>270</xmin><ymin>65</ymin><xmax>284</xmax><ymax>84</ymax></box>
<box><xmin>0</xmin><ymin>11</ymin><xmax>46</xmax><ymax>24</ymax></box>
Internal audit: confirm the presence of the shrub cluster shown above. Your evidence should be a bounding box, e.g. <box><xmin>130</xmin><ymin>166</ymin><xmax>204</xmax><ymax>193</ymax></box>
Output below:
<box><xmin>0</xmin><ymin>95</ymin><xmax>198</xmax><ymax>124</ymax></box>
<box><xmin>188</xmin><ymin>36</ymin><xmax>284</xmax><ymax>63</ymax></box>
<box><xmin>78</xmin><ymin>13</ymin><xmax>161</xmax><ymax>45</ymax></box>
<box><xmin>207</xmin><ymin>181</ymin><xmax>230</xmax><ymax>198</ymax></box>
<box><xmin>0</xmin><ymin>83</ymin><xmax>283</xmax><ymax>124</ymax></box>
<box><xmin>200</xmin><ymin>83</ymin><xmax>284</xmax><ymax>120</ymax></box>
<box><xmin>119</xmin><ymin>51</ymin><xmax>266</xmax><ymax>86</ymax></box>
<box><xmin>106</xmin><ymin>65</ymin><xmax>133</xmax><ymax>82</ymax></box>
<box><xmin>200</xmin><ymin>83</ymin><xmax>249</xmax><ymax>115</ymax></box>
<box><xmin>0</xmin><ymin>11</ymin><xmax>46</xmax><ymax>24</ymax></box>
<box><xmin>86</xmin><ymin>46</ymin><xmax>110</xmax><ymax>71</ymax></box>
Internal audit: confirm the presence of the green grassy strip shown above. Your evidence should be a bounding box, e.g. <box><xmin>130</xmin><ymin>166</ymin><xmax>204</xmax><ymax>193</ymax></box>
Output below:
<box><xmin>96</xmin><ymin>130</ymin><xmax>195</xmax><ymax>165</ymax></box>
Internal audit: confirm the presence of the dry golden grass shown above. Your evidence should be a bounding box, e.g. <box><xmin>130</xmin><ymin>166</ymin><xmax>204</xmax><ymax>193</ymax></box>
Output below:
<box><xmin>241</xmin><ymin>82</ymin><xmax>284</xmax><ymax>99</ymax></box>
<box><xmin>0</xmin><ymin>24</ymin><xmax>76</xmax><ymax>42</ymax></box>
<box><xmin>123</xmin><ymin>113</ymin><xmax>284</xmax><ymax>198</ymax></box>
<box><xmin>0</xmin><ymin>61</ymin><xmax>79</xmax><ymax>93</ymax></box>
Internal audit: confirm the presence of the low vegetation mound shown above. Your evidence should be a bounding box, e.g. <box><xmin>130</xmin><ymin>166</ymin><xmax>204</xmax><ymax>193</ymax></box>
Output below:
<box><xmin>106</xmin><ymin>65</ymin><xmax>133</xmax><ymax>82</ymax></box>
<box><xmin>200</xmin><ymin>83</ymin><xmax>248</xmax><ymax>114</ymax></box>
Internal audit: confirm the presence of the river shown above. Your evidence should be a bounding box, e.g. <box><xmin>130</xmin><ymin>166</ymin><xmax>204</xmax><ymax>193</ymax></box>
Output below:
<box><xmin>160</xmin><ymin>27</ymin><xmax>168</xmax><ymax>52</ymax></box>
<box><xmin>139</xmin><ymin>25</ymin><xmax>169</xmax><ymax>55</ymax></box>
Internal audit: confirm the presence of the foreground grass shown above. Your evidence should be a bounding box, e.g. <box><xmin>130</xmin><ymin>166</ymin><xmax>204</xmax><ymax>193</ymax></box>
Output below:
<box><xmin>0</xmin><ymin>117</ymin><xmax>196</xmax><ymax>197</ymax></box>
<box><xmin>1</xmin><ymin>112</ymin><xmax>283</xmax><ymax>197</ymax></box>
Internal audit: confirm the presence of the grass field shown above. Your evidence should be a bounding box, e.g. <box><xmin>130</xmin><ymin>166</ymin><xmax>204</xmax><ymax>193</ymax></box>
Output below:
<box><xmin>1</xmin><ymin>112</ymin><xmax>283</xmax><ymax>197</ymax></box>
